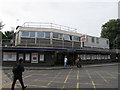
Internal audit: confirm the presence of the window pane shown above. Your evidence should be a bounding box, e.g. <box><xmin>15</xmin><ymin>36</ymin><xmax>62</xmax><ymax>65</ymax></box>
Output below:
<box><xmin>37</xmin><ymin>32</ymin><xmax>44</xmax><ymax>38</ymax></box>
<box><xmin>64</xmin><ymin>35</ymin><xmax>70</xmax><ymax>40</ymax></box>
<box><xmin>30</xmin><ymin>32</ymin><xmax>35</xmax><ymax>37</ymax></box>
<box><xmin>22</xmin><ymin>31</ymin><xmax>29</xmax><ymax>37</ymax></box>
<box><xmin>96</xmin><ymin>38</ymin><xmax>99</xmax><ymax>43</ymax></box>
<box><xmin>91</xmin><ymin>37</ymin><xmax>94</xmax><ymax>43</ymax></box>
<box><xmin>45</xmin><ymin>32</ymin><xmax>50</xmax><ymax>38</ymax></box>
<box><xmin>73</xmin><ymin>36</ymin><xmax>80</xmax><ymax>41</ymax></box>
<box><xmin>39</xmin><ymin>54</ymin><xmax>44</xmax><ymax>61</ymax></box>
<box><xmin>59</xmin><ymin>34</ymin><xmax>63</xmax><ymax>39</ymax></box>
<box><xmin>53</xmin><ymin>33</ymin><xmax>59</xmax><ymax>38</ymax></box>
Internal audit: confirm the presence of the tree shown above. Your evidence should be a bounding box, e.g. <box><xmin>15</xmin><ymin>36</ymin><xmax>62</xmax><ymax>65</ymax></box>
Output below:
<box><xmin>101</xmin><ymin>19</ymin><xmax>120</xmax><ymax>49</ymax></box>
<box><xmin>2</xmin><ymin>30</ymin><xmax>15</xmax><ymax>39</ymax></box>
<box><xmin>0</xmin><ymin>21</ymin><xmax>5</xmax><ymax>30</ymax></box>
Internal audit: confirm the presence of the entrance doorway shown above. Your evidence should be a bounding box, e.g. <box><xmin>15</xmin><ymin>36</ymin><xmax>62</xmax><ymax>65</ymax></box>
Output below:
<box><xmin>55</xmin><ymin>51</ymin><xmax>75</xmax><ymax>66</ymax></box>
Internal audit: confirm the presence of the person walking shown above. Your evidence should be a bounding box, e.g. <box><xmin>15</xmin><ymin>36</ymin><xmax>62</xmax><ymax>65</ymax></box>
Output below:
<box><xmin>75</xmin><ymin>56</ymin><xmax>82</xmax><ymax>68</ymax></box>
<box><xmin>64</xmin><ymin>56</ymin><xmax>68</xmax><ymax>67</ymax></box>
<box><xmin>11</xmin><ymin>58</ymin><xmax>27</xmax><ymax>90</ymax></box>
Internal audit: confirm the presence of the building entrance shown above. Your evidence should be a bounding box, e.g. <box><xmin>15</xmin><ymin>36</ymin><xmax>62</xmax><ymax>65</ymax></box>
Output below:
<box><xmin>55</xmin><ymin>51</ymin><xmax>75</xmax><ymax>66</ymax></box>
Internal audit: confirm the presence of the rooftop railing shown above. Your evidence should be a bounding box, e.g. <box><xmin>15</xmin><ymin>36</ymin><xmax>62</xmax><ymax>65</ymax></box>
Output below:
<box><xmin>22</xmin><ymin>22</ymin><xmax>77</xmax><ymax>33</ymax></box>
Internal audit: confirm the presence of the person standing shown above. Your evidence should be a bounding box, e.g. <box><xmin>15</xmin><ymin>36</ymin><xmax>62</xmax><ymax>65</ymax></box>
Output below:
<box><xmin>11</xmin><ymin>58</ymin><xmax>27</xmax><ymax>90</ymax></box>
<box><xmin>64</xmin><ymin>56</ymin><xmax>68</xmax><ymax>67</ymax></box>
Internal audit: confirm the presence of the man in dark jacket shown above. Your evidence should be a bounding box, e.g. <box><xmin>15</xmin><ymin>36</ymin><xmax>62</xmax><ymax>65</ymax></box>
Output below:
<box><xmin>11</xmin><ymin>58</ymin><xmax>27</xmax><ymax>90</ymax></box>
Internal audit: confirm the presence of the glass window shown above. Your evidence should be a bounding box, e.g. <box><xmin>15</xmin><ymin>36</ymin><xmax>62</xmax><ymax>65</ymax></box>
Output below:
<box><xmin>45</xmin><ymin>32</ymin><xmax>50</xmax><ymax>38</ymax></box>
<box><xmin>96</xmin><ymin>38</ymin><xmax>99</xmax><ymax>43</ymax></box>
<box><xmin>106</xmin><ymin>40</ymin><xmax>109</xmax><ymax>45</ymax></box>
<box><xmin>30</xmin><ymin>32</ymin><xmax>35</xmax><ymax>37</ymax></box>
<box><xmin>39</xmin><ymin>54</ymin><xmax>44</xmax><ymax>62</ymax></box>
<box><xmin>37</xmin><ymin>32</ymin><xmax>44</xmax><ymax>38</ymax></box>
<box><xmin>59</xmin><ymin>34</ymin><xmax>63</xmax><ymax>39</ymax></box>
<box><xmin>22</xmin><ymin>31</ymin><xmax>29</xmax><ymax>37</ymax></box>
<box><xmin>91</xmin><ymin>37</ymin><xmax>94</xmax><ymax>43</ymax></box>
<box><xmin>3</xmin><ymin>52</ymin><xmax>16</xmax><ymax>61</ymax></box>
<box><xmin>64</xmin><ymin>34</ymin><xmax>70</xmax><ymax>40</ymax></box>
<box><xmin>53</xmin><ymin>33</ymin><xmax>59</xmax><ymax>38</ymax></box>
<box><xmin>73</xmin><ymin>36</ymin><xmax>80</xmax><ymax>41</ymax></box>
<box><xmin>70</xmin><ymin>36</ymin><xmax>72</xmax><ymax>40</ymax></box>
<box><xmin>18</xmin><ymin>53</ymin><xmax>24</xmax><ymax>60</ymax></box>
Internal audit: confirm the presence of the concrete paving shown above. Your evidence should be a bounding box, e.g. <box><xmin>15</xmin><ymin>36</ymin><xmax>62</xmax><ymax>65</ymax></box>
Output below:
<box><xmin>1</xmin><ymin>63</ymin><xmax>119</xmax><ymax>90</ymax></box>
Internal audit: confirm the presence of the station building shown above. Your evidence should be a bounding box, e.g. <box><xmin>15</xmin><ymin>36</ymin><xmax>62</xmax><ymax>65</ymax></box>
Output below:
<box><xmin>2</xmin><ymin>22</ymin><xmax>116</xmax><ymax>66</ymax></box>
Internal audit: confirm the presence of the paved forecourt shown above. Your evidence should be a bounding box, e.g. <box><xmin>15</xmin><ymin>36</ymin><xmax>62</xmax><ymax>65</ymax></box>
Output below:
<box><xmin>2</xmin><ymin>64</ymin><xmax>119</xmax><ymax>89</ymax></box>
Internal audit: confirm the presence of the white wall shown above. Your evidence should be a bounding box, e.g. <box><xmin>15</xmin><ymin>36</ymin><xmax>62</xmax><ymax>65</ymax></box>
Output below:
<box><xmin>84</xmin><ymin>35</ymin><xmax>109</xmax><ymax>49</ymax></box>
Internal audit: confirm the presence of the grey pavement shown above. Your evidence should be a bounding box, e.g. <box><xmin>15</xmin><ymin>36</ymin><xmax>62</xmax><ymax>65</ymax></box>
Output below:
<box><xmin>1</xmin><ymin>63</ymin><xmax>119</xmax><ymax>89</ymax></box>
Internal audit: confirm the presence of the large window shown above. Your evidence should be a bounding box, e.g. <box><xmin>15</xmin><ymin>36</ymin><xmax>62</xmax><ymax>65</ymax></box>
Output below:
<box><xmin>3</xmin><ymin>52</ymin><xmax>16</xmax><ymax>61</ymax></box>
<box><xmin>64</xmin><ymin>34</ymin><xmax>70</xmax><ymax>40</ymax></box>
<box><xmin>73</xmin><ymin>36</ymin><xmax>80</xmax><ymax>41</ymax></box>
<box><xmin>53</xmin><ymin>33</ymin><xmax>63</xmax><ymax>39</ymax></box>
<box><xmin>22</xmin><ymin>31</ymin><xmax>29</xmax><ymax>37</ymax></box>
<box><xmin>37</xmin><ymin>32</ymin><xmax>44</xmax><ymax>38</ymax></box>
<box><xmin>53</xmin><ymin>33</ymin><xmax>59</xmax><ymax>38</ymax></box>
<box><xmin>91</xmin><ymin>37</ymin><xmax>95</xmax><ymax>43</ymax></box>
<box><xmin>45</xmin><ymin>32</ymin><xmax>50</xmax><ymax>38</ymax></box>
<box><xmin>96</xmin><ymin>38</ymin><xmax>99</xmax><ymax>43</ymax></box>
<box><xmin>39</xmin><ymin>54</ymin><xmax>44</xmax><ymax>62</ymax></box>
<box><xmin>30</xmin><ymin>32</ymin><xmax>35</xmax><ymax>37</ymax></box>
<box><xmin>59</xmin><ymin>34</ymin><xmax>63</xmax><ymax>39</ymax></box>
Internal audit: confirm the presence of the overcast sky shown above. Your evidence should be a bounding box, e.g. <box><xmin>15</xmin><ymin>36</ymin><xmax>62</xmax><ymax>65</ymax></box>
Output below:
<box><xmin>0</xmin><ymin>0</ymin><xmax>119</xmax><ymax>37</ymax></box>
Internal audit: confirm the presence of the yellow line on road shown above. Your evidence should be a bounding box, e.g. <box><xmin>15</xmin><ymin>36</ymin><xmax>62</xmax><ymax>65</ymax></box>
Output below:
<box><xmin>62</xmin><ymin>69</ymin><xmax>72</xmax><ymax>88</ymax></box>
<box><xmin>24</xmin><ymin>74</ymin><xmax>32</xmax><ymax>79</ymax></box>
<box><xmin>104</xmin><ymin>71</ymin><xmax>116</xmax><ymax>78</ymax></box>
<box><xmin>2</xmin><ymin>82</ymin><xmax>12</xmax><ymax>88</ymax></box>
<box><xmin>47</xmin><ymin>71</ymin><xmax>62</xmax><ymax>86</ymax></box>
<box><xmin>76</xmin><ymin>69</ymin><xmax>79</xmax><ymax>88</ymax></box>
<box><xmin>85</xmin><ymin>69</ymin><xmax>96</xmax><ymax>89</ymax></box>
<box><xmin>77</xmin><ymin>69</ymin><xmax>79</xmax><ymax>80</ymax></box>
<box><xmin>16</xmin><ymin>84</ymin><xmax>48</xmax><ymax>88</ymax></box>
<box><xmin>76</xmin><ymin>82</ymin><xmax>79</xmax><ymax>88</ymax></box>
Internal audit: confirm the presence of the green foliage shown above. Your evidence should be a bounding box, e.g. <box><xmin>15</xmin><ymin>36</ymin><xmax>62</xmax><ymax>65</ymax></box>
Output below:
<box><xmin>2</xmin><ymin>30</ymin><xmax>15</xmax><ymax>39</ymax></box>
<box><xmin>101</xmin><ymin>19</ymin><xmax>120</xmax><ymax>49</ymax></box>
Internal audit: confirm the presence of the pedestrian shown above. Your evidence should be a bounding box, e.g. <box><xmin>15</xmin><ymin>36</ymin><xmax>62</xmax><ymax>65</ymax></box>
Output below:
<box><xmin>64</xmin><ymin>56</ymin><xmax>68</xmax><ymax>67</ymax></box>
<box><xmin>11</xmin><ymin>58</ymin><xmax>27</xmax><ymax>90</ymax></box>
<box><xmin>75</xmin><ymin>56</ymin><xmax>82</xmax><ymax>68</ymax></box>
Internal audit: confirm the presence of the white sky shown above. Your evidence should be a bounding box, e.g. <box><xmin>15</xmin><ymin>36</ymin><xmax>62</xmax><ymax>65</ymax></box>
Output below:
<box><xmin>0</xmin><ymin>0</ymin><xmax>119</xmax><ymax>37</ymax></box>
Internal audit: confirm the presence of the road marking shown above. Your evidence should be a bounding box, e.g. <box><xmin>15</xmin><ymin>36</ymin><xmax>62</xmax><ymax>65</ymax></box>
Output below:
<box><xmin>104</xmin><ymin>71</ymin><xmax>117</xmax><ymax>78</ymax></box>
<box><xmin>76</xmin><ymin>82</ymin><xmax>79</xmax><ymax>88</ymax></box>
<box><xmin>76</xmin><ymin>69</ymin><xmax>79</xmax><ymax>88</ymax></box>
<box><xmin>77</xmin><ymin>69</ymin><xmax>79</xmax><ymax>80</ymax></box>
<box><xmin>62</xmin><ymin>69</ymin><xmax>72</xmax><ymax>88</ymax></box>
<box><xmin>85</xmin><ymin>69</ymin><xmax>96</xmax><ymax>89</ymax></box>
<box><xmin>2</xmin><ymin>82</ymin><xmax>12</xmax><ymax>88</ymax></box>
<box><xmin>16</xmin><ymin>84</ymin><xmax>48</xmax><ymax>88</ymax></box>
<box><xmin>95</xmin><ymin>71</ymin><xmax>108</xmax><ymax>83</ymax></box>
<box><xmin>24</xmin><ymin>74</ymin><xmax>32</xmax><ymax>79</ymax></box>
<box><xmin>47</xmin><ymin>71</ymin><xmax>62</xmax><ymax>86</ymax></box>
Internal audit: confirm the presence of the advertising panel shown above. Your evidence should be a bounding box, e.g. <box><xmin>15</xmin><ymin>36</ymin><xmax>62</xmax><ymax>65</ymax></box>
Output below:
<box><xmin>25</xmin><ymin>54</ymin><xmax>30</xmax><ymax>61</ymax></box>
<box><xmin>31</xmin><ymin>53</ymin><xmax>38</xmax><ymax>63</ymax></box>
